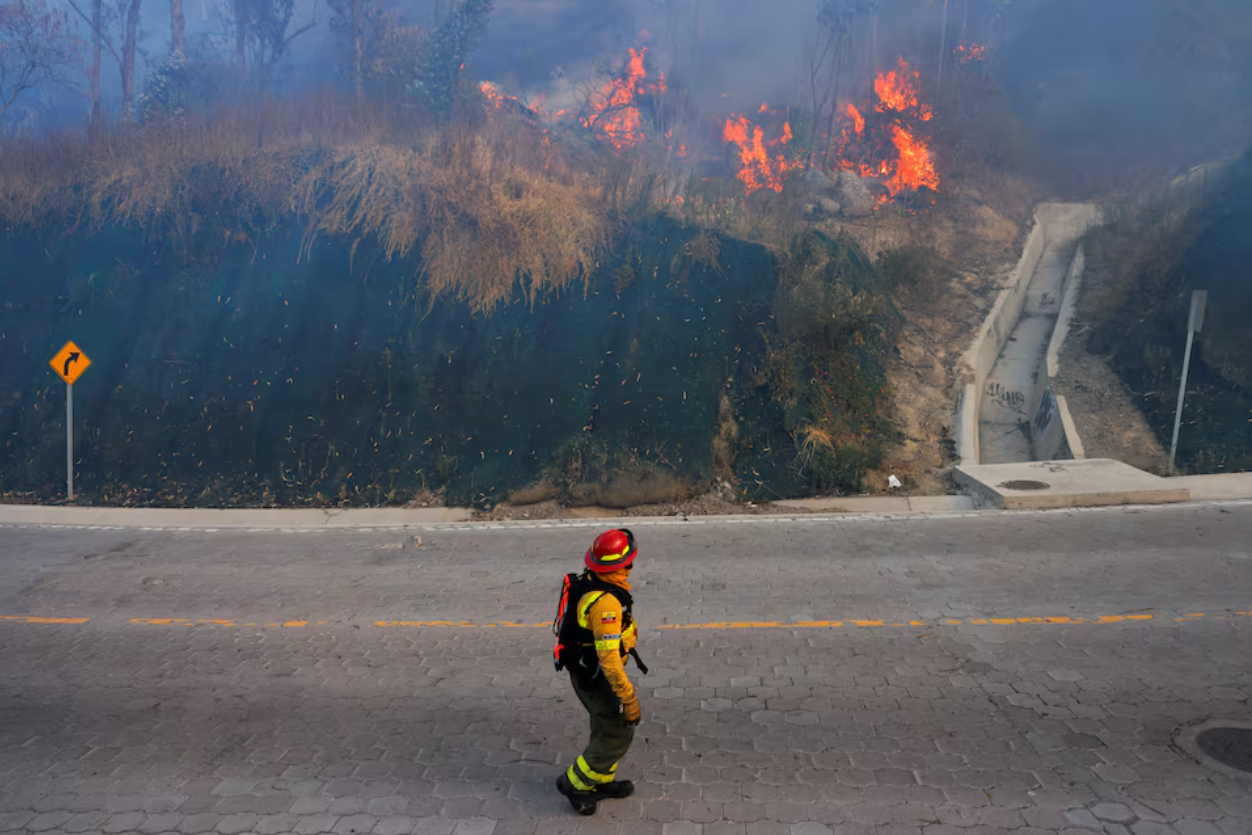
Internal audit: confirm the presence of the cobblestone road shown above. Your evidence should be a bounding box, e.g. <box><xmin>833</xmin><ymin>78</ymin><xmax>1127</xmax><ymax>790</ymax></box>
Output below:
<box><xmin>2</xmin><ymin>504</ymin><xmax>1251</xmax><ymax>835</ymax></box>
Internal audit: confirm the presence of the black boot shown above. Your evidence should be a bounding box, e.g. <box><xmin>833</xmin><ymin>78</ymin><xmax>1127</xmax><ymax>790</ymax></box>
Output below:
<box><xmin>555</xmin><ymin>773</ymin><xmax>599</xmax><ymax>816</ymax></box>
<box><xmin>594</xmin><ymin>780</ymin><xmax>635</xmax><ymax>799</ymax></box>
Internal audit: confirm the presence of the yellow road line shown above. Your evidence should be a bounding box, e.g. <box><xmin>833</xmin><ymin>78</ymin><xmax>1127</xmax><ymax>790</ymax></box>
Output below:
<box><xmin>129</xmin><ymin>618</ymin><xmax>311</xmax><ymax>628</ymax></box>
<box><xmin>657</xmin><ymin>613</ymin><xmax>1161</xmax><ymax>629</ymax></box>
<box><xmin>0</xmin><ymin>615</ymin><xmax>90</xmax><ymax>624</ymax></box>
<box><xmin>375</xmin><ymin>620</ymin><xmax>545</xmax><ymax>628</ymax></box>
<box><xmin>5</xmin><ymin>611</ymin><xmax>1252</xmax><ymax>630</ymax></box>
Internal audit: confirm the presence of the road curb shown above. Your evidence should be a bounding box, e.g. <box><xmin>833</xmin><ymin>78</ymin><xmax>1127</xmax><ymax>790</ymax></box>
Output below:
<box><xmin>1</xmin><ymin>498</ymin><xmax>1249</xmax><ymax>533</ymax></box>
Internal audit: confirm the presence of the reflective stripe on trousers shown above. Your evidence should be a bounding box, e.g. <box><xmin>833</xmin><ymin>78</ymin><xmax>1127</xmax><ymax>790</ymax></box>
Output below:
<box><xmin>565</xmin><ymin>670</ymin><xmax>634</xmax><ymax>792</ymax></box>
<box><xmin>565</xmin><ymin>755</ymin><xmax>617</xmax><ymax>791</ymax></box>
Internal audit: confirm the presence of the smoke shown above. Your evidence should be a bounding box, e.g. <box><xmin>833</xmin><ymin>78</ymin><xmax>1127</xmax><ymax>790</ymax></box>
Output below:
<box><xmin>474</xmin><ymin>0</ymin><xmax>819</xmax><ymax>113</ymax></box>
<box><xmin>997</xmin><ymin>0</ymin><xmax>1252</xmax><ymax>180</ymax></box>
<box><xmin>474</xmin><ymin>0</ymin><xmax>1252</xmax><ymax>185</ymax></box>
<box><xmin>20</xmin><ymin>0</ymin><xmax>1252</xmax><ymax>187</ymax></box>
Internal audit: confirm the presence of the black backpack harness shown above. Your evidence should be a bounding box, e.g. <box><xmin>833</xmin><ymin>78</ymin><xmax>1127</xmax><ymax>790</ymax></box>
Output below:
<box><xmin>552</xmin><ymin>571</ymin><xmax>648</xmax><ymax>678</ymax></box>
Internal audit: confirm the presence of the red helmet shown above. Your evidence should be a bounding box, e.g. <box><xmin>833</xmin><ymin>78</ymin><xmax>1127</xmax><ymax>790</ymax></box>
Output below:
<box><xmin>585</xmin><ymin>528</ymin><xmax>638</xmax><ymax>572</ymax></box>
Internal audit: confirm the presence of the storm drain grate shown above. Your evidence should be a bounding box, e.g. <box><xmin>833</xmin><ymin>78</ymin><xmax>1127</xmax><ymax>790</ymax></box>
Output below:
<box><xmin>999</xmin><ymin>480</ymin><xmax>1050</xmax><ymax>491</ymax></box>
<box><xmin>1196</xmin><ymin>727</ymin><xmax>1252</xmax><ymax>774</ymax></box>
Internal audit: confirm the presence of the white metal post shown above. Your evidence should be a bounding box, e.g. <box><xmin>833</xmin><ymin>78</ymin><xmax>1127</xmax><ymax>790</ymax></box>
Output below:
<box><xmin>67</xmin><ymin>382</ymin><xmax>74</xmax><ymax>500</ymax></box>
<box><xmin>1168</xmin><ymin>330</ymin><xmax>1194</xmax><ymax>475</ymax></box>
<box><xmin>1168</xmin><ymin>290</ymin><xmax>1207</xmax><ymax>476</ymax></box>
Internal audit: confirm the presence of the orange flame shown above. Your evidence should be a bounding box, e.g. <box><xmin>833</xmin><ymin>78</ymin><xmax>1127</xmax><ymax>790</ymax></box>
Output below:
<box><xmin>874</xmin><ymin>57</ymin><xmax>933</xmax><ymax>121</ymax></box>
<box><xmin>723</xmin><ymin>109</ymin><xmax>795</xmax><ymax>195</ymax></box>
<box><xmin>478</xmin><ymin>43</ymin><xmax>685</xmax><ymax>160</ymax></box>
<box><xmin>580</xmin><ymin>46</ymin><xmax>666</xmax><ymax>150</ymax></box>
<box><xmin>885</xmin><ymin>125</ymin><xmax>939</xmax><ymax>194</ymax></box>
<box><xmin>480</xmin><ymin>81</ymin><xmax>511</xmax><ymax>110</ymax></box>
<box><xmin>954</xmin><ymin>40</ymin><xmax>986</xmax><ymax>64</ymax></box>
<box><xmin>846</xmin><ymin>103</ymin><xmax>865</xmax><ymax>136</ymax></box>
<box><xmin>829</xmin><ymin>57</ymin><xmax>939</xmax><ymax>205</ymax></box>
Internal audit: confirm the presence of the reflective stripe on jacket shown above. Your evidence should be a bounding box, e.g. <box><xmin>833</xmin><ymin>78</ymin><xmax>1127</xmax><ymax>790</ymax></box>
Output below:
<box><xmin>576</xmin><ymin>589</ymin><xmax>637</xmax><ymax>702</ymax></box>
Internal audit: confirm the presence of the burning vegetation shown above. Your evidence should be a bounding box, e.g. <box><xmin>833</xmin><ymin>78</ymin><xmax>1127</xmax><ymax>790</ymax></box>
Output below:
<box><xmin>480</xmin><ymin>43</ymin><xmax>940</xmax><ymax>211</ymax></box>
<box><xmin>722</xmin><ymin>106</ymin><xmax>795</xmax><ymax>195</ymax></box>
<box><xmin>579</xmin><ymin>46</ymin><xmax>667</xmax><ymax>150</ymax></box>
<box><xmin>954</xmin><ymin>40</ymin><xmax>986</xmax><ymax>64</ymax></box>
<box><xmin>833</xmin><ymin>58</ymin><xmax>941</xmax><ymax>204</ymax></box>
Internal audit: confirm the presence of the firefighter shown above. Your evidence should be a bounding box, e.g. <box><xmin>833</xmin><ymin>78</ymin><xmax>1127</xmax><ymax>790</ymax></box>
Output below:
<box><xmin>554</xmin><ymin>528</ymin><xmax>646</xmax><ymax>816</ymax></box>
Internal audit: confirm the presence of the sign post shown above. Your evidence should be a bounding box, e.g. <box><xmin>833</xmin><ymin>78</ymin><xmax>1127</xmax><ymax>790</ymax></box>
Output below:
<box><xmin>1168</xmin><ymin>291</ymin><xmax>1207</xmax><ymax>475</ymax></box>
<box><xmin>49</xmin><ymin>341</ymin><xmax>92</xmax><ymax>500</ymax></box>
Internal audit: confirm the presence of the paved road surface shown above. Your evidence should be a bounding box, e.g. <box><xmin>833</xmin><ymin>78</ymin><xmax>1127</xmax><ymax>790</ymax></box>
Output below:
<box><xmin>2</xmin><ymin>504</ymin><xmax>1252</xmax><ymax>835</ymax></box>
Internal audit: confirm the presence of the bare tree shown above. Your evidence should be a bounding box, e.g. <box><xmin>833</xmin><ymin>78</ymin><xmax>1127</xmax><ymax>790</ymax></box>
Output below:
<box><xmin>88</xmin><ymin>0</ymin><xmax>100</xmax><ymax>126</ymax></box>
<box><xmin>870</xmin><ymin>0</ymin><xmax>878</xmax><ymax>72</ymax></box>
<box><xmin>65</xmin><ymin>0</ymin><xmax>144</xmax><ymax>121</ymax></box>
<box><xmin>328</xmin><ymin>0</ymin><xmax>363</xmax><ymax>104</ymax></box>
<box><xmin>170</xmin><ymin>0</ymin><xmax>185</xmax><ymax>58</ymax></box>
<box><xmin>815</xmin><ymin>0</ymin><xmax>855</xmax><ymax>170</ymax></box>
<box><xmin>985</xmin><ymin>0</ymin><xmax>1014</xmax><ymax>66</ymax></box>
<box><xmin>222</xmin><ymin>0</ymin><xmax>316</xmax><ymax>89</ymax></box>
<box><xmin>222</xmin><ymin>0</ymin><xmax>316</xmax><ymax>143</ymax></box>
<box><xmin>118</xmin><ymin>0</ymin><xmax>141</xmax><ymax>115</ymax></box>
<box><xmin>233</xmin><ymin>0</ymin><xmax>245</xmax><ymax>70</ymax></box>
<box><xmin>802</xmin><ymin>18</ymin><xmax>837</xmax><ymax>170</ymax></box>
<box><xmin>0</xmin><ymin>0</ymin><xmax>80</xmax><ymax>125</ymax></box>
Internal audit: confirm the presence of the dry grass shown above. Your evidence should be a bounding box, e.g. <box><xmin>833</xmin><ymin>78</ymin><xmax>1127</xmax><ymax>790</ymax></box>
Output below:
<box><xmin>711</xmin><ymin>392</ymin><xmax>739</xmax><ymax>479</ymax></box>
<box><xmin>794</xmin><ymin>424</ymin><xmax>835</xmax><ymax>473</ymax></box>
<box><xmin>507</xmin><ymin>479</ymin><xmax>561</xmax><ymax>506</ymax></box>
<box><xmin>293</xmin><ymin>137</ymin><xmax>606</xmax><ymax>311</ymax></box>
<box><xmin>0</xmin><ymin>92</ymin><xmax>615</xmax><ymax>312</ymax></box>
<box><xmin>579</xmin><ymin>469</ymin><xmax>694</xmax><ymax>509</ymax></box>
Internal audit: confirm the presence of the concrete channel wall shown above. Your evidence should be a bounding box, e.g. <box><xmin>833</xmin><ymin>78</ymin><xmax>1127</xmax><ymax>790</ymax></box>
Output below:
<box><xmin>956</xmin><ymin>205</ymin><xmax>1099</xmax><ymax>465</ymax></box>
<box><xmin>1032</xmin><ymin>245</ymin><xmax>1088</xmax><ymax>461</ymax></box>
<box><xmin>956</xmin><ymin>211</ymin><xmax>1048</xmax><ymax>464</ymax></box>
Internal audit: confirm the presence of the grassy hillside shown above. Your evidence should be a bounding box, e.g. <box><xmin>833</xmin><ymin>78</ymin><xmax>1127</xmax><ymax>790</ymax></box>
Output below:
<box><xmin>0</xmin><ymin>100</ymin><xmax>898</xmax><ymax>507</ymax></box>
<box><xmin>1083</xmin><ymin>145</ymin><xmax>1252</xmax><ymax>474</ymax></box>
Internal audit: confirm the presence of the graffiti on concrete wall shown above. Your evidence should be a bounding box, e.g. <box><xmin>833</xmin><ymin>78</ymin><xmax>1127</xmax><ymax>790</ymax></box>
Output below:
<box><xmin>1034</xmin><ymin>387</ymin><xmax>1058</xmax><ymax>433</ymax></box>
<box><xmin>986</xmin><ymin>382</ymin><xmax>1026</xmax><ymax>414</ymax></box>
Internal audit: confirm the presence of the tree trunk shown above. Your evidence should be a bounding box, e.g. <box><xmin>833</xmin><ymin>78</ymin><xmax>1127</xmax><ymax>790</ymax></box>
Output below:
<box><xmin>170</xmin><ymin>0</ymin><xmax>185</xmax><ymax>58</ymax></box>
<box><xmin>434</xmin><ymin>0</ymin><xmax>444</xmax><ymax>26</ymax></box>
<box><xmin>352</xmin><ymin>0</ymin><xmax>364</xmax><ymax>105</ymax></box>
<box><xmin>119</xmin><ymin>0</ymin><xmax>143</xmax><ymax>121</ymax></box>
<box><xmin>820</xmin><ymin>30</ymin><xmax>846</xmax><ymax>171</ymax></box>
<box><xmin>806</xmin><ymin>30</ymin><xmax>834</xmax><ymax>171</ymax></box>
<box><xmin>937</xmin><ymin>0</ymin><xmax>949</xmax><ymax>91</ymax></box>
<box><xmin>89</xmin><ymin>0</ymin><xmax>102</xmax><ymax>130</ymax></box>
<box><xmin>234</xmin><ymin>0</ymin><xmax>247</xmax><ymax>74</ymax></box>
<box><xmin>870</xmin><ymin>11</ymin><xmax>878</xmax><ymax>74</ymax></box>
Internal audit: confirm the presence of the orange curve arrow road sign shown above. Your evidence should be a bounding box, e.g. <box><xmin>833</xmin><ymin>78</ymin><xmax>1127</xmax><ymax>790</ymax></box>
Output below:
<box><xmin>50</xmin><ymin>341</ymin><xmax>92</xmax><ymax>386</ymax></box>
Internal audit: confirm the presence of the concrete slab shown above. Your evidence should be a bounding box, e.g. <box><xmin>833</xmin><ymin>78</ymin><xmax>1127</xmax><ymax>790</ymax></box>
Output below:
<box><xmin>977</xmin><ymin>420</ymin><xmax>1033</xmax><ymax>464</ymax></box>
<box><xmin>773</xmin><ymin>496</ymin><xmax>912</xmax><ymax>513</ymax></box>
<box><xmin>953</xmin><ymin>458</ymin><xmax>1191</xmax><ymax>509</ymax></box>
<box><xmin>1004</xmin><ymin>314</ymin><xmax>1056</xmax><ymax>355</ymax></box>
<box><xmin>0</xmin><ymin>505</ymin><xmax>474</xmax><ymax>529</ymax></box>
<box><xmin>1023</xmin><ymin>245</ymin><xmax>1071</xmax><ymax>315</ymax></box>
<box><xmin>907</xmin><ymin>495</ymin><xmax>977</xmax><ymax>512</ymax></box>
<box><xmin>771</xmin><ymin>495</ymin><xmax>976</xmax><ymax>513</ymax></box>
<box><xmin>1170</xmin><ymin>472</ymin><xmax>1252</xmax><ymax>502</ymax></box>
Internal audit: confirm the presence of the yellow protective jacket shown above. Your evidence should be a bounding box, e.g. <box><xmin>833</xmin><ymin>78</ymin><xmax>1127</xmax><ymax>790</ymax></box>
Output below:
<box><xmin>575</xmin><ymin>569</ymin><xmax>638</xmax><ymax>702</ymax></box>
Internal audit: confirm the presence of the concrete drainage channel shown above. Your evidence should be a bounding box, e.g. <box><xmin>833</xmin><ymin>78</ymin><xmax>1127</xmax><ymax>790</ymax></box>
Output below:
<box><xmin>1175</xmin><ymin>719</ymin><xmax>1252</xmax><ymax>779</ymax></box>
<box><xmin>955</xmin><ymin>202</ymin><xmax>1102</xmax><ymax>467</ymax></box>
<box><xmin>949</xmin><ymin>203</ymin><xmax>1211</xmax><ymax>511</ymax></box>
